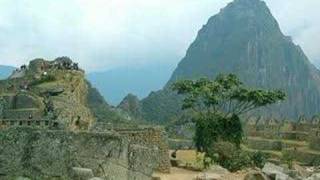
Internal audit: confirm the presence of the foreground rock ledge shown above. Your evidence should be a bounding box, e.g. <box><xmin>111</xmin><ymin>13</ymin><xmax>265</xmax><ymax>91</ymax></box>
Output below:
<box><xmin>0</xmin><ymin>127</ymin><xmax>160</xmax><ymax>180</ymax></box>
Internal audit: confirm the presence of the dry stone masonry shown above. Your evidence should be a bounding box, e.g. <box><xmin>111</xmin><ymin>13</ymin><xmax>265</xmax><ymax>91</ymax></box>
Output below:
<box><xmin>244</xmin><ymin>116</ymin><xmax>320</xmax><ymax>165</ymax></box>
<box><xmin>0</xmin><ymin>58</ymin><xmax>171</xmax><ymax>180</ymax></box>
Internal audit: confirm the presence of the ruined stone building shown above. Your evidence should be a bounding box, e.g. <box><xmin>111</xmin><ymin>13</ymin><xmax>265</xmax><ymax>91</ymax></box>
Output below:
<box><xmin>0</xmin><ymin>58</ymin><xmax>170</xmax><ymax>180</ymax></box>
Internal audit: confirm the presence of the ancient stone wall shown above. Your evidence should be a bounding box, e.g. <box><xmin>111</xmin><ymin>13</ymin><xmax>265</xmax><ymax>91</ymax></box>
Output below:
<box><xmin>0</xmin><ymin>127</ymin><xmax>158</xmax><ymax>180</ymax></box>
<box><xmin>91</xmin><ymin>124</ymin><xmax>171</xmax><ymax>173</ymax></box>
<box><xmin>115</xmin><ymin>127</ymin><xmax>171</xmax><ymax>173</ymax></box>
<box><xmin>309</xmin><ymin>130</ymin><xmax>320</xmax><ymax>151</ymax></box>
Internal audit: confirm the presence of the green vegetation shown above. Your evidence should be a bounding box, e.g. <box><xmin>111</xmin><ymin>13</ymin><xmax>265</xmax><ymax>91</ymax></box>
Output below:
<box><xmin>30</xmin><ymin>75</ymin><xmax>56</xmax><ymax>86</ymax></box>
<box><xmin>172</xmin><ymin>74</ymin><xmax>285</xmax><ymax>169</ymax></box>
<box><xmin>86</xmin><ymin>82</ymin><xmax>125</xmax><ymax>123</ymax></box>
<box><xmin>282</xmin><ymin>151</ymin><xmax>295</xmax><ymax>169</ymax></box>
<box><xmin>213</xmin><ymin>142</ymin><xmax>269</xmax><ymax>171</ymax></box>
<box><xmin>213</xmin><ymin>142</ymin><xmax>251</xmax><ymax>172</ymax></box>
<box><xmin>251</xmin><ymin>151</ymin><xmax>269</xmax><ymax>168</ymax></box>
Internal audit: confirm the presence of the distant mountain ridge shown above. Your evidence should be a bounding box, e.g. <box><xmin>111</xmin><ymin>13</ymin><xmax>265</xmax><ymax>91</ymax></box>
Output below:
<box><xmin>0</xmin><ymin>65</ymin><xmax>15</xmax><ymax>79</ymax></box>
<box><xmin>122</xmin><ymin>0</ymin><xmax>320</xmax><ymax>123</ymax></box>
<box><xmin>87</xmin><ymin>64</ymin><xmax>174</xmax><ymax>105</ymax></box>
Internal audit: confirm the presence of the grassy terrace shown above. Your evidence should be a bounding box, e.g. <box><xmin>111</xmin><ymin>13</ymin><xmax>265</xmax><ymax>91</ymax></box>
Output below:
<box><xmin>247</xmin><ymin>136</ymin><xmax>307</xmax><ymax>146</ymax></box>
<box><xmin>242</xmin><ymin>145</ymin><xmax>282</xmax><ymax>159</ymax></box>
<box><xmin>5</xmin><ymin>108</ymin><xmax>40</xmax><ymax>112</ymax></box>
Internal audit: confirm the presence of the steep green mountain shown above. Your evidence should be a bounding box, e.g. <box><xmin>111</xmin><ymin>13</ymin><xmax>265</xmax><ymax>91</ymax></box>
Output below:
<box><xmin>86</xmin><ymin>82</ymin><xmax>130</xmax><ymax>124</ymax></box>
<box><xmin>117</xmin><ymin>93</ymin><xmax>142</xmax><ymax>118</ymax></box>
<box><xmin>134</xmin><ymin>0</ymin><xmax>320</xmax><ymax>123</ymax></box>
<box><xmin>0</xmin><ymin>65</ymin><xmax>15</xmax><ymax>79</ymax></box>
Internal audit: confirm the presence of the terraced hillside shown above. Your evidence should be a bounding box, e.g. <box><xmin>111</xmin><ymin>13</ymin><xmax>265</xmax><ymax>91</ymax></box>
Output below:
<box><xmin>244</xmin><ymin>117</ymin><xmax>320</xmax><ymax>165</ymax></box>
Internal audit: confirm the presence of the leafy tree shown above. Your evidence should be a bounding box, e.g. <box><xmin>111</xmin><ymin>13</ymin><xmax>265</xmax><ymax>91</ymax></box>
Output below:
<box><xmin>172</xmin><ymin>74</ymin><xmax>285</xmax><ymax>167</ymax></box>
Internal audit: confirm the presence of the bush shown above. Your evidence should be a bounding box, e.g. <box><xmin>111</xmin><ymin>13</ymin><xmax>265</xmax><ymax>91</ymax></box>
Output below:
<box><xmin>282</xmin><ymin>151</ymin><xmax>295</xmax><ymax>169</ymax></box>
<box><xmin>211</xmin><ymin>142</ymin><xmax>269</xmax><ymax>171</ymax></box>
<box><xmin>251</xmin><ymin>151</ymin><xmax>269</xmax><ymax>168</ymax></box>
<box><xmin>212</xmin><ymin>142</ymin><xmax>251</xmax><ymax>172</ymax></box>
<box><xmin>216</xmin><ymin>150</ymin><xmax>252</xmax><ymax>172</ymax></box>
<box><xmin>311</xmin><ymin>157</ymin><xmax>320</xmax><ymax>166</ymax></box>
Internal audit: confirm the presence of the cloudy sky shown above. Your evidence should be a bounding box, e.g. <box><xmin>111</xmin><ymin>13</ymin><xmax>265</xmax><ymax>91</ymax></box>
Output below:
<box><xmin>0</xmin><ymin>0</ymin><xmax>319</xmax><ymax>72</ymax></box>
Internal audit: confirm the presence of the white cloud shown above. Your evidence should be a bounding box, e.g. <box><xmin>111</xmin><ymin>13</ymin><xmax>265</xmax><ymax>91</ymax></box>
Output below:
<box><xmin>0</xmin><ymin>0</ymin><xmax>319</xmax><ymax>71</ymax></box>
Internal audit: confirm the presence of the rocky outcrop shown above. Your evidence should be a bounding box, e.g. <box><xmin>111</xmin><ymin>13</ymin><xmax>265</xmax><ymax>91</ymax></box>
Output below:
<box><xmin>136</xmin><ymin>0</ymin><xmax>320</xmax><ymax>123</ymax></box>
<box><xmin>244</xmin><ymin>171</ymin><xmax>270</xmax><ymax>180</ymax></box>
<box><xmin>0</xmin><ymin>58</ymin><xmax>171</xmax><ymax>179</ymax></box>
<box><xmin>0</xmin><ymin>58</ymin><xmax>96</xmax><ymax>131</ymax></box>
<box><xmin>0</xmin><ymin>127</ymin><xmax>159</xmax><ymax>180</ymax></box>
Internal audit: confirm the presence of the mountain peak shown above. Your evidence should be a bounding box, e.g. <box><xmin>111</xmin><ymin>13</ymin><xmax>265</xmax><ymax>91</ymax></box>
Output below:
<box><xmin>230</xmin><ymin>0</ymin><xmax>267</xmax><ymax>9</ymax></box>
<box><xmin>139</xmin><ymin>0</ymin><xmax>320</xmax><ymax>122</ymax></box>
<box><xmin>212</xmin><ymin>0</ymin><xmax>278</xmax><ymax>31</ymax></box>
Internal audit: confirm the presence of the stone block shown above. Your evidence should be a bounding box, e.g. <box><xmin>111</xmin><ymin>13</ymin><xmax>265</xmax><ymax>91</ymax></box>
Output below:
<box><xmin>71</xmin><ymin>167</ymin><xmax>94</xmax><ymax>180</ymax></box>
<box><xmin>89</xmin><ymin>178</ymin><xmax>104</xmax><ymax>180</ymax></box>
<box><xmin>244</xmin><ymin>171</ymin><xmax>270</xmax><ymax>180</ymax></box>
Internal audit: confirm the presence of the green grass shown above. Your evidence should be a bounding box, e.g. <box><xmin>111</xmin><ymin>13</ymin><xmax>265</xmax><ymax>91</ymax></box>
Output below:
<box><xmin>5</xmin><ymin>108</ymin><xmax>40</xmax><ymax>111</ymax></box>
<box><xmin>242</xmin><ymin>145</ymin><xmax>282</xmax><ymax>159</ymax></box>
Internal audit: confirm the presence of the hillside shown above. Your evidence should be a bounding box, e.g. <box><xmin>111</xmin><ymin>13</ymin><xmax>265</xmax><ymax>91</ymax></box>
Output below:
<box><xmin>128</xmin><ymin>0</ymin><xmax>320</xmax><ymax>123</ymax></box>
<box><xmin>0</xmin><ymin>57</ymin><xmax>129</xmax><ymax>130</ymax></box>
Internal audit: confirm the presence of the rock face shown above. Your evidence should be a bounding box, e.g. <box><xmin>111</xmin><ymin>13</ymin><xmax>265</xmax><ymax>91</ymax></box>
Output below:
<box><xmin>0</xmin><ymin>127</ymin><xmax>159</xmax><ymax>180</ymax></box>
<box><xmin>136</xmin><ymin>0</ymin><xmax>320</xmax><ymax>123</ymax></box>
<box><xmin>262</xmin><ymin>163</ymin><xmax>292</xmax><ymax>180</ymax></box>
<box><xmin>0</xmin><ymin>58</ymin><xmax>171</xmax><ymax>179</ymax></box>
<box><xmin>0</xmin><ymin>57</ymin><xmax>95</xmax><ymax>131</ymax></box>
<box><xmin>0</xmin><ymin>57</ymin><xmax>134</xmax><ymax>130</ymax></box>
<box><xmin>244</xmin><ymin>171</ymin><xmax>270</xmax><ymax>180</ymax></box>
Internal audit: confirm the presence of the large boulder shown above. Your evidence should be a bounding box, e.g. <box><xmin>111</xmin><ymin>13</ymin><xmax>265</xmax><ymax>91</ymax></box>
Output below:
<box><xmin>89</xmin><ymin>178</ymin><xmax>104</xmax><ymax>180</ymax></box>
<box><xmin>15</xmin><ymin>177</ymin><xmax>31</xmax><ymax>180</ymax></box>
<box><xmin>194</xmin><ymin>172</ymin><xmax>221</xmax><ymax>180</ymax></box>
<box><xmin>244</xmin><ymin>171</ymin><xmax>270</xmax><ymax>180</ymax></box>
<box><xmin>305</xmin><ymin>173</ymin><xmax>320</xmax><ymax>180</ymax></box>
<box><xmin>292</xmin><ymin>164</ymin><xmax>311</xmax><ymax>178</ymax></box>
<box><xmin>71</xmin><ymin>167</ymin><xmax>94</xmax><ymax>180</ymax></box>
<box><xmin>262</xmin><ymin>163</ymin><xmax>292</xmax><ymax>180</ymax></box>
<box><xmin>206</xmin><ymin>165</ymin><xmax>230</xmax><ymax>175</ymax></box>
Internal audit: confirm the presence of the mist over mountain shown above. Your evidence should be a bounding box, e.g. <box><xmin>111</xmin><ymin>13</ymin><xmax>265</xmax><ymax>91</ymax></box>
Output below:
<box><xmin>125</xmin><ymin>0</ymin><xmax>320</xmax><ymax>123</ymax></box>
<box><xmin>0</xmin><ymin>65</ymin><xmax>15</xmax><ymax>79</ymax></box>
<box><xmin>87</xmin><ymin>64</ymin><xmax>174</xmax><ymax>105</ymax></box>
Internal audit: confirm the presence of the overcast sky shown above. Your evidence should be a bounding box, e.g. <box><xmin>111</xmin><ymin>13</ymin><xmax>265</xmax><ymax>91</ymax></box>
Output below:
<box><xmin>0</xmin><ymin>0</ymin><xmax>319</xmax><ymax>72</ymax></box>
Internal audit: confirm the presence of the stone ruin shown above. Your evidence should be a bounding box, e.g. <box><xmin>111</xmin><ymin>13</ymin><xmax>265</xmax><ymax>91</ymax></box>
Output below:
<box><xmin>0</xmin><ymin>58</ymin><xmax>171</xmax><ymax>180</ymax></box>
<box><xmin>244</xmin><ymin>115</ymin><xmax>320</xmax><ymax>165</ymax></box>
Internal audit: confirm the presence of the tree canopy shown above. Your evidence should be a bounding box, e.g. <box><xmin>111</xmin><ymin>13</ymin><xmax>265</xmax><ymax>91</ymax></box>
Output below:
<box><xmin>172</xmin><ymin>74</ymin><xmax>286</xmax><ymax>166</ymax></box>
<box><xmin>172</xmin><ymin>74</ymin><xmax>285</xmax><ymax>117</ymax></box>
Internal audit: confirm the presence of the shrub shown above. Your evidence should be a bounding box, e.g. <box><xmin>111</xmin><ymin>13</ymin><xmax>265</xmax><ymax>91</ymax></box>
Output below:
<box><xmin>251</xmin><ymin>151</ymin><xmax>269</xmax><ymax>168</ymax></box>
<box><xmin>212</xmin><ymin>142</ymin><xmax>251</xmax><ymax>172</ymax></box>
<box><xmin>282</xmin><ymin>151</ymin><xmax>295</xmax><ymax>169</ymax></box>
<box><xmin>311</xmin><ymin>157</ymin><xmax>320</xmax><ymax>166</ymax></box>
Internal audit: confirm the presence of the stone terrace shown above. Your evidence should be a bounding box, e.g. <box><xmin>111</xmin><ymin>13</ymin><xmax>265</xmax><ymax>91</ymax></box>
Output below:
<box><xmin>244</xmin><ymin>116</ymin><xmax>320</xmax><ymax>165</ymax></box>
